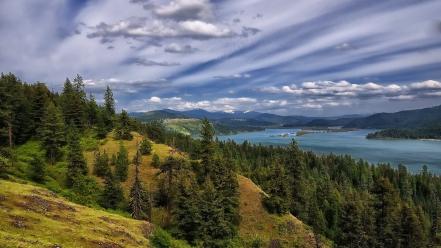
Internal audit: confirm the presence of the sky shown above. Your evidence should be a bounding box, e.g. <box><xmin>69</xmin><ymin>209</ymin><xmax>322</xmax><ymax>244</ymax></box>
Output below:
<box><xmin>1</xmin><ymin>0</ymin><xmax>441</xmax><ymax>116</ymax></box>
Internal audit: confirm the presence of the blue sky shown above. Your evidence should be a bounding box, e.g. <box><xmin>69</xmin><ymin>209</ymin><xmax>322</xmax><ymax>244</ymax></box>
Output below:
<box><xmin>1</xmin><ymin>0</ymin><xmax>441</xmax><ymax>116</ymax></box>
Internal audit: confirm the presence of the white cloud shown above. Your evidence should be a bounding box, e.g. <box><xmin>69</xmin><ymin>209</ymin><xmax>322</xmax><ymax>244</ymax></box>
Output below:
<box><xmin>154</xmin><ymin>0</ymin><xmax>213</xmax><ymax>21</ymax></box>
<box><xmin>410</xmin><ymin>80</ymin><xmax>441</xmax><ymax>89</ymax></box>
<box><xmin>149</xmin><ymin>96</ymin><xmax>162</xmax><ymax>103</ymax></box>
<box><xmin>179</xmin><ymin>20</ymin><xmax>234</xmax><ymax>38</ymax></box>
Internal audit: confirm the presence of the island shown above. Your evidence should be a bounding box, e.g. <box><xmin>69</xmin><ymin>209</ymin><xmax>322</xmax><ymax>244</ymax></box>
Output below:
<box><xmin>366</xmin><ymin>127</ymin><xmax>441</xmax><ymax>140</ymax></box>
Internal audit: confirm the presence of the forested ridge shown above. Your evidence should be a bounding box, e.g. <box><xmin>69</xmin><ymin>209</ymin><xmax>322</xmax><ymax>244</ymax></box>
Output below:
<box><xmin>1</xmin><ymin>72</ymin><xmax>441</xmax><ymax>247</ymax></box>
<box><xmin>367</xmin><ymin>127</ymin><xmax>441</xmax><ymax>140</ymax></box>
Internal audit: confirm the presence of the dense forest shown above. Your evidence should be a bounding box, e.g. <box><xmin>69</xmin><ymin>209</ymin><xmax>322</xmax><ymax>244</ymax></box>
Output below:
<box><xmin>1</xmin><ymin>72</ymin><xmax>441</xmax><ymax>247</ymax></box>
<box><xmin>367</xmin><ymin>127</ymin><xmax>441</xmax><ymax>140</ymax></box>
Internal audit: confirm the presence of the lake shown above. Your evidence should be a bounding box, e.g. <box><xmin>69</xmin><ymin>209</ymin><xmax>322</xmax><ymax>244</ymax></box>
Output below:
<box><xmin>218</xmin><ymin>129</ymin><xmax>441</xmax><ymax>174</ymax></box>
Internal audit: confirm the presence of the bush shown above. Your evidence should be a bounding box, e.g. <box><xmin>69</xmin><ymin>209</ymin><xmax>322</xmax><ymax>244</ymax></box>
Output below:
<box><xmin>150</xmin><ymin>228</ymin><xmax>191</xmax><ymax>248</ymax></box>
<box><xmin>30</xmin><ymin>156</ymin><xmax>46</xmax><ymax>183</ymax></box>
<box><xmin>151</xmin><ymin>153</ymin><xmax>161</xmax><ymax>168</ymax></box>
<box><xmin>66</xmin><ymin>175</ymin><xmax>102</xmax><ymax>206</ymax></box>
<box><xmin>262</xmin><ymin>195</ymin><xmax>289</xmax><ymax>214</ymax></box>
<box><xmin>139</xmin><ymin>138</ymin><xmax>152</xmax><ymax>155</ymax></box>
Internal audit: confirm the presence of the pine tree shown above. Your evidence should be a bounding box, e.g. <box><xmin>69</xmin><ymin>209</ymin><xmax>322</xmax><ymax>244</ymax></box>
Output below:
<box><xmin>211</xmin><ymin>158</ymin><xmax>240</xmax><ymax>227</ymax></box>
<box><xmin>96</xmin><ymin>109</ymin><xmax>109</xmax><ymax>139</ymax></box>
<box><xmin>129</xmin><ymin>150</ymin><xmax>152</xmax><ymax>220</ymax></box>
<box><xmin>285</xmin><ymin>139</ymin><xmax>307</xmax><ymax>217</ymax></box>
<box><xmin>199</xmin><ymin>178</ymin><xmax>233</xmax><ymax>247</ymax></box>
<box><xmin>400</xmin><ymin>204</ymin><xmax>426</xmax><ymax>248</ymax></box>
<box><xmin>151</xmin><ymin>153</ymin><xmax>161</xmax><ymax>168</ymax></box>
<box><xmin>100</xmin><ymin>171</ymin><xmax>124</xmax><ymax>209</ymax></box>
<box><xmin>159</xmin><ymin>156</ymin><xmax>184</xmax><ymax>219</ymax></box>
<box><xmin>338</xmin><ymin>197</ymin><xmax>366</xmax><ymax>248</ymax></box>
<box><xmin>115</xmin><ymin>142</ymin><xmax>129</xmax><ymax>181</ymax></box>
<box><xmin>30</xmin><ymin>83</ymin><xmax>50</xmax><ymax>132</ymax></box>
<box><xmin>61</xmin><ymin>77</ymin><xmax>87</xmax><ymax>130</ymax></box>
<box><xmin>115</xmin><ymin>109</ymin><xmax>132</xmax><ymax>140</ymax></box>
<box><xmin>431</xmin><ymin>201</ymin><xmax>441</xmax><ymax>247</ymax></box>
<box><xmin>139</xmin><ymin>138</ymin><xmax>152</xmax><ymax>155</ymax></box>
<box><xmin>262</xmin><ymin>161</ymin><xmax>291</xmax><ymax>214</ymax></box>
<box><xmin>200</xmin><ymin>118</ymin><xmax>215</xmax><ymax>176</ymax></box>
<box><xmin>104</xmin><ymin>85</ymin><xmax>115</xmax><ymax>116</ymax></box>
<box><xmin>38</xmin><ymin>102</ymin><xmax>65</xmax><ymax>164</ymax></box>
<box><xmin>87</xmin><ymin>93</ymin><xmax>99</xmax><ymax>127</ymax></box>
<box><xmin>173</xmin><ymin>173</ymin><xmax>202</xmax><ymax>243</ymax></box>
<box><xmin>93</xmin><ymin>150</ymin><xmax>110</xmax><ymax>177</ymax></box>
<box><xmin>66</xmin><ymin>126</ymin><xmax>88</xmax><ymax>186</ymax></box>
<box><xmin>373</xmin><ymin>177</ymin><xmax>401</xmax><ymax>248</ymax></box>
<box><xmin>30</xmin><ymin>156</ymin><xmax>46</xmax><ymax>183</ymax></box>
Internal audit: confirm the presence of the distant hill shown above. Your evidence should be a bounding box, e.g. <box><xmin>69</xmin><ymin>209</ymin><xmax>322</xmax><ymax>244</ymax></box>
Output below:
<box><xmin>344</xmin><ymin>105</ymin><xmax>441</xmax><ymax>129</ymax></box>
<box><xmin>131</xmin><ymin>105</ymin><xmax>441</xmax><ymax>131</ymax></box>
<box><xmin>130</xmin><ymin>109</ymin><xmax>362</xmax><ymax>130</ymax></box>
<box><xmin>130</xmin><ymin>109</ymin><xmax>189</xmax><ymax>121</ymax></box>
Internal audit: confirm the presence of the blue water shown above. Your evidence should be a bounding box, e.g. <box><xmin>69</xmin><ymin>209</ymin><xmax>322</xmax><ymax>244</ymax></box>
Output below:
<box><xmin>218</xmin><ymin>129</ymin><xmax>441</xmax><ymax>174</ymax></box>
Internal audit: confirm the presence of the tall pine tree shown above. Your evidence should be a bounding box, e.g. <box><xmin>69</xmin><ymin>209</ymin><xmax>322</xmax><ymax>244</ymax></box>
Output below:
<box><xmin>66</xmin><ymin>126</ymin><xmax>88</xmax><ymax>186</ymax></box>
<box><xmin>129</xmin><ymin>149</ymin><xmax>152</xmax><ymax>220</ymax></box>
<box><xmin>38</xmin><ymin>102</ymin><xmax>65</xmax><ymax>164</ymax></box>
<box><xmin>115</xmin><ymin>142</ymin><xmax>129</xmax><ymax>181</ymax></box>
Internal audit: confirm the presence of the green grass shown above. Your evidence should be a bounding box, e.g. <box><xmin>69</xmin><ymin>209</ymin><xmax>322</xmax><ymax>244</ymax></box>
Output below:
<box><xmin>0</xmin><ymin>179</ymin><xmax>152</xmax><ymax>248</ymax></box>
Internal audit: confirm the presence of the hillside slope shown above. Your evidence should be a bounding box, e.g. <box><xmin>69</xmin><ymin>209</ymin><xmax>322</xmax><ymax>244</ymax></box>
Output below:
<box><xmin>344</xmin><ymin>104</ymin><xmax>441</xmax><ymax>128</ymax></box>
<box><xmin>238</xmin><ymin>175</ymin><xmax>322</xmax><ymax>247</ymax></box>
<box><xmin>0</xmin><ymin>179</ymin><xmax>152</xmax><ymax>248</ymax></box>
<box><xmin>85</xmin><ymin>132</ymin><xmax>325</xmax><ymax>247</ymax></box>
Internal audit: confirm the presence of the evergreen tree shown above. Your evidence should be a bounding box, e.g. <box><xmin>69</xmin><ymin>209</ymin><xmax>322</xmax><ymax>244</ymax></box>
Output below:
<box><xmin>30</xmin><ymin>156</ymin><xmax>46</xmax><ymax>183</ymax></box>
<box><xmin>61</xmin><ymin>76</ymin><xmax>87</xmax><ymax>129</ymax></box>
<box><xmin>337</xmin><ymin>198</ymin><xmax>367</xmax><ymax>248</ymax></box>
<box><xmin>86</xmin><ymin>93</ymin><xmax>99</xmax><ymax>127</ymax></box>
<box><xmin>66</xmin><ymin>126</ymin><xmax>88</xmax><ymax>186</ymax></box>
<box><xmin>115</xmin><ymin>142</ymin><xmax>129</xmax><ymax>181</ymax></box>
<box><xmin>200</xmin><ymin>118</ymin><xmax>215</xmax><ymax>176</ymax></box>
<box><xmin>30</xmin><ymin>83</ymin><xmax>50</xmax><ymax>132</ymax></box>
<box><xmin>129</xmin><ymin>150</ymin><xmax>152</xmax><ymax>220</ymax></box>
<box><xmin>262</xmin><ymin>161</ymin><xmax>291</xmax><ymax>214</ymax></box>
<box><xmin>93</xmin><ymin>150</ymin><xmax>110</xmax><ymax>177</ymax></box>
<box><xmin>372</xmin><ymin>177</ymin><xmax>401</xmax><ymax>248</ymax></box>
<box><xmin>95</xmin><ymin>109</ymin><xmax>109</xmax><ymax>139</ymax></box>
<box><xmin>38</xmin><ymin>102</ymin><xmax>65</xmax><ymax>164</ymax></box>
<box><xmin>199</xmin><ymin>178</ymin><xmax>234</xmax><ymax>247</ymax></box>
<box><xmin>431</xmin><ymin>201</ymin><xmax>441</xmax><ymax>247</ymax></box>
<box><xmin>151</xmin><ymin>153</ymin><xmax>161</xmax><ymax>168</ymax></box>
<box><xmin>139</xmin><ymin>138</ymin><xmax>152</xmax><ymax>155</ymax></box>
<box><xmin>104</xmin><ymin>85</ymin><xmax>115</xmax><ymax>116</ymax></box>
<box><xmin>400</xmin><ymin>203</ymin><xmax>426</xmax><ymax>248</ymax></box>
<box><xmin>100</xmin><ymin>171</ymin><xmax>124</xmax><ymax>209</ymax></box>
<box><xmin>285</xmin><ymin>139</ymin><xmax>307</xmax><ymax>217</ymax></box>
<box><xmin>115</xmin><ymin>109</ymin><xmax>132</xmax><ymax>140</ymax></box>
<box><xmin>159</xmin><ymin>156</ymin><xmax>185</xmax><ymax>220</ymax></box>
<box><xmin>211</xmin><ymin>158</ymin><xmax>240</xmax><ymax>227</ymax></box>
<box><xmin>173</xmin><ymin>173</ymin><xmax>202</xmax><ymax>243</ymax></box>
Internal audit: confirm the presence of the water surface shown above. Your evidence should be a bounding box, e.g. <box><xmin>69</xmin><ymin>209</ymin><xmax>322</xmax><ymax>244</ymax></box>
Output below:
<box><xmin>218</xmin><ymin>129</ymin><xmax>441</xmax><ymax>174</ymax></box>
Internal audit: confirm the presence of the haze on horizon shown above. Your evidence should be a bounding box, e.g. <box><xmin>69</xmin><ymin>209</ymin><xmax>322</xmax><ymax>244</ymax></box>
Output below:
<box><xmin>1</xmin><ymin>0</ymin><xmax>441</xmax><ymax>116</ymax></box>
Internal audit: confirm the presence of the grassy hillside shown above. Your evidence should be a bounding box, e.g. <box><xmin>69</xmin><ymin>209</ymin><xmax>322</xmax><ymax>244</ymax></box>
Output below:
<box><xmin>238</xmin><ymin>175</ymin><xmax>326</xmax><ymax>247</ymax></box>
<box><xmin>85</xmin><ymin>131</ymin><xmax>325</xmax><ymax>247</ymax></box>
<box><xmin>0</xmin><ymin>179</ymin><xmax>152</xmax><ymax>248</ymax></box>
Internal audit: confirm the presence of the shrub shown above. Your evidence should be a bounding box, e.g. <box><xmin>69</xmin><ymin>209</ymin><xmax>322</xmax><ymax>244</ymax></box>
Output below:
<box><xmin>151</xmin><ymin>153</ymin><xmax>161</xmax><ymax>168</ymax></box>
<box><xmin>150</xmin><ymin>228</ymin><xmax>191</xmax><ymax>248</ymax></box>
<box><xmin>139</xmin><ymin>138</ymin><xmax>152</xmax><ymax>155</ymax></box>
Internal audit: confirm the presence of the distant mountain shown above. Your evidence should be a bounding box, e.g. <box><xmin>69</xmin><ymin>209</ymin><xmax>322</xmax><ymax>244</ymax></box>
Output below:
<box><xmin>343</xmin><ymin>105</ymin><xmax>441</xmax><ymax>129</ymax></box>
<box><xmin>130</xmin><ymin>109</ymin><xmax>189</xmax><ymax>121</ymax></box>
<box><xmin>130</xmin><ymin>105</ymin><xmax>441</xmax><ymax>131</ymax></box>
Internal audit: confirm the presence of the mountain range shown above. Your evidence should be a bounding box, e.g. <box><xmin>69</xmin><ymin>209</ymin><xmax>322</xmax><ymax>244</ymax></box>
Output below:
<box><xmin>130</xmin><ymin>104</ymin><xmax>441</xmax><ymax>131</ymax></box>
